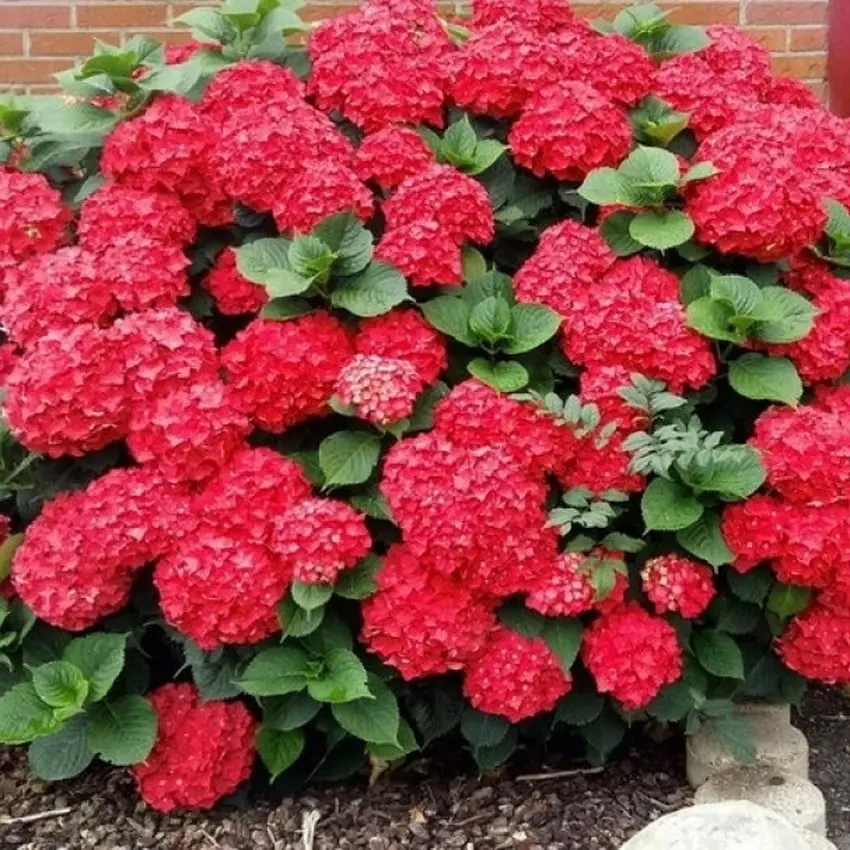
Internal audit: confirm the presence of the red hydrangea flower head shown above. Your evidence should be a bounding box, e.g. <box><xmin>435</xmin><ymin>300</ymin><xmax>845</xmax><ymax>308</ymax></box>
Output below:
<box><xmin>582</xmin><ymin>601</ymin><xmax>683</xmax><ymax>710</ymax></box>
<box><xmin>383</xmin><ymin>164</ymin><xmax>494</xmax><ymax>246</ymax></box>
<box><xmin>199</xmin><ymin>59</ymin><xmax>306</xmax><ymax>125</ymax></box>
<box><xmin>108</xmin><ymin>307</ymin><xmax>219</xmax><ymax>414</ymax></box>
<box><xmin>594</xmin><ymin>567</ymin><xmax>630</xmax><ymax>615</ymax></box>
<box><xmin>202</xmin><ymin>248</ymin><xmax>268</xmax><ymax>316</ymax></box>
<box><xmin>721</xmin><ymin>495</ymin><xmax>790</xmax><ymax>572</ymax></box>
<box><xmin>163</xmin><ymin>40</ymin><xmax>211</xmax><ymax>65</ymax></box>
<box><xmin>155</xmin><ymin>529</ymin><xmax>289</xmax><ymax>648</ymax></box>
<box><xmin>514</xmin><ymin>219</ymin><xmax>616</xmax><ymax>317</ymax></box>
<box><xmin>764</xmin><ymin>77</ymin><xmax>821</xmax><ymax>109</ymax></box>
<box><xmin>77</xmin><ymin>182</ymin><xmax>196</xmax><ymax>249</ymax></box>
<box><xmin>192</xmin><ymin>446</ymin><xmax>312</xmax><ymax>544</ymax></box>
<box><xmin>355</xmin><ymin>308</ymin><xmax>447</xmax><ymax>383</ymax></box>
<box><xmin>355</xmin><ymin>126</ymin><xmax>435</xmax><ymax>188</ymax></box>
<box><xmin>2</xmin><ymin>247</ymin><xmax>118</xmax><ymax>346</ymax></box>
<box><xmin>470</xmin><ymin>0</ymin><xmax>578</xmax><ymax>31</ymax></box>
<box><xmin>778</xmin><ymin>605</ymin><xmax>850</xmax><ymax>685</ymax></box>
<box><xmin>376</xmin><ymin>222</ymin><xmax>463</xmax><ymax>287</ymax></box>
<box><xmin>4</xmin><ymin>326</ymin><xmax>127</xmax><ymax>458</ymax></box>
<box><xmin>12</xmin><ymin>467</ymin><xmax>189</xmax><ymax>630</ymax></box>
<box><xmin>463</xmin><ymin>627</ymin><xmax>571</xmax><ymax>722</ymax></box>
<box><xmin>557</xmin><ymin>429</ymin><xmax>646</xmax><ymax>495</ymax></box>
<box><xmin>508</xmin><ymin>82</ymin><xmax>633</xmax><ymax>181</ymax></box>
<box><xmin>128</xmin><ymin>380</ymin><xmax>251</xmax><ymax>485</ymax></box>
<box><xmin>101</xmin><ymin>95</ymin><xmax>231</xmax><ymax>227</ymax></box>
<box><xmin>361</xmin><ymin>544</ymin><xmax>496</xmax><ymax>680</ymax></box>
<box><xmin>641</xmin><ymin>554</ymin><xmax>716</xmax><ymax>619</ymax></box>
<box><xmin>271</xmin><ymin>160</ymin><xmax>374</xmax><ymax>235</ymax></box>
<box><xmin>336</xmin><ymin>354</ymin><xmax>423</xmax><ymax>425</ymax></box>
<box><xmin>561</xmin><ymin>256</ymin><xmax>716</xmax><ymax>392</ymax></box>
<box><xmin>221</xmin><ymin>312</ymin><xmax>355</xmax><ymax>433</ymax></box>
<box><xmin>700</xmin><ymin>24</ymin><xmax>772</xmax><ymax>91</ymax></box>
<box><xmin>0</xmin><ymin>170</ymin><xmax>70</xmax><ymax>262</ymax></box>
<box><xmin>526</xmin><ymin>552</ymin><xmax>595</xmax><ymax>616</ymax></box>
<box><xmin>270</xmin><ymin>498</ymin><xmax>371</xmax><ymax>585</ymax></box>
<box><xmin>132</xmin><ymin>683</ymin><xmax>256</xmax><ymax>812</ymax></box>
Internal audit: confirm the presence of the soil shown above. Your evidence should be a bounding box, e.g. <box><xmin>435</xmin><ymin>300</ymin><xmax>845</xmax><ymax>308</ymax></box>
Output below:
<box><xmin>1</xmin><ymin>686</ymin><xmax>848</xmax><ymax>850</ymax></box>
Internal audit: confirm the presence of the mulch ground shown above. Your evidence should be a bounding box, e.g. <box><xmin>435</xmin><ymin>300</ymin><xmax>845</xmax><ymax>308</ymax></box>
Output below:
<box><xmin>2</xmin><ymin>686</ymin><xmax>848</xmax><ymax>850</ymax></box>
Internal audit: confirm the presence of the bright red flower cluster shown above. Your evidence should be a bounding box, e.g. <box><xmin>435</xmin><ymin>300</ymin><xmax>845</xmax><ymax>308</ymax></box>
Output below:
<box><xmin>0</xmin><ymin>171</ymin><xmax>69</xmax><ymax>267</ymax></box>
<box><xmin>355</xmin><ymin>126</ymin><xmax>435</xmax><ymax>189</ymax></box>
<box><xmin>133</xmin><ymin>683</ymin><xmax>256</xmax><ymax>812</ymax></box>
<box><xmin>641</xmin><ymin>555</ymin><xmax>716</xmax><ymax>619</ymax></box>
<box><xmin>202</xmin><ymin>248</ymin><xmax>268</xmax><ymax>316</ymax></box>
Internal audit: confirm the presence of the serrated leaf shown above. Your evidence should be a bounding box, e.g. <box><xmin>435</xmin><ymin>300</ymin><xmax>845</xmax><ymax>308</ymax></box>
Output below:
<box><xmin>235</xmin><ymin>237</ymin><xmax>292</xmax><ymax>285</ymax></box>
<box><xmin>331</xmin><ymin>261</ymin><xmax>408</xmax><ymax>317</ymax></box>
<box><xmin>28</xmin><ymin>713</ymin><xmax>94</xmax><ymax>781</ymax></box>
<box><xmin>237</xmin><ymin>647</ymin><xmax>311</xmax><ymax>696</ymax></box>
<box><xmin>421</xmin><ymin>296</ymin><xmax>475</xmax><ymax>345</ymax></box>
<box><xmin>504</xmin><ymin>303</ymin><xmax>561</xmax><ymax>354</ymax></box>
<box><xmin>461</xmin><ymin>708</ymin><xmax>510</xmax><ymax>748</ymax></box>
<box><xmin>313</xmin><ymin>213</ymin><xmax>373</xmax><ymax>276</ymax></box>
<box><xmin>693</xmin><ymin>630</ymin><xmax>744</xmax><ymax>679</ymax></box>
<box><xmin>467</xmin><ymin>139</ymin><xmax>506</xmax><ymax>175</ymax></box>
<box><xmin>652</xmin><ymin>24</ymin><xmax>711</xmax><ymax>58</ymax></box>
<box><xmin>331</xmin><ymin>674</ymin><xmax>399</xmax><ymax>744</ymax></box>
<box><xmin>582</xmin><ymin>705</ymin><xmax>626</xmax><ymax>761</ymax></box>
<box><xmin>86</xmin><ymin>696</ymin><xmax>157</xmax><ymax>766</ymax></box>
<box><xmin>600</xmin><ymin>211</ymin><xmax>642</xmax><ymax>256</ymax></box>
<box><xmin>279</xmin><ymin>596</ymin><xmax>325</xmax><ymax>638</ymax></box>
<box><xmin>407</xmin><ymin>684</ymin><xmax>464</xmax><ymax>745</ymax></box>
<box><xmin>32</xmin><ymin>661</ymin><xmax>89</xmax><ymax>710</ymax></box>
<box><xmin>307</xmin><ymin>649</ymin><xmax>371</xmax><ymax>704</ymax></box>
<box><xmin>712</xmin><ymin>713</ymin><xmax>756</xmax><ymax>764</ymax></box>
<box><xmin>715</xmin><ymin>597</ymin><xmax>760</xmax><ymax>635</ymax></box>
<box><xmin>767</xmin><ymin>583</ymin><xmax>811</xmax><ymax>618</ymax></box>
<box><xmin>369</xmin><ymin>717</ymin><xmax>418</xmax><ymax>760</ymax></box>
<box><xmin>710</xmin><ymin>275</ymin><xmax>763</xmax><ymax>317</ymax></box>
<box><xmin>335</xmin><ymin>554</ymin><xmax>381</xmax><ymax>600</ymax></box>
<box><xmin>138</xmin><ymin>61</ymin><xmax>203</xmax><ymax>97</ymax></box>
<box><xmin>257</xmin><ymin>726</ymin><xmax>305</xmax><ymax>781</ymax></box>
<box><xmin>318</xmin><ymin>431</ymin><xmax>382</xmax><ymax>489</ymax></box>
<box><xmin>467</xmin><ymin>359</ymin><xmax>528</xmax><ymax>392</ymax></box>
<box><xmin>686</xmin><ymin>296</ymin><xmax>742</xmax><ymax>341</ymax></box>
<box><xmin>441</xmin><ymin>115</ymin><xmax>478</xmax><ymax>163</ymax></box>
<box><xmin>63</xmin><ymin>633</ymin><xmax>126</xmax><ymax>704</ymax></box>
<box><xmin>679</xmin><ymin>446</ymin><xmax>766</xmax><ymax>500</ymax></box>
<box><xmin>542</xmin><ymin>619</ymin><xmax>582</xmax><ymax>675</ymax></box>
<box><xmin>727</xmin><ymin>567</ymin><xmax>773</xmax><ymax>606</ymax></box>
<box><xmin>556</xmin><ymin>690</ymin><xmax>604</xmax><ymax>727</ymax></box>
<box><xmin>641</xmin><ymin>478</ymin><xmax>704</xmax><ymax>531</ymax></box>
<box><xmin>680</xmin><ymin>264</ymin><xmax>715</xmax><ymax>305</ymax></box>
<box><xmin>578</xmin><ymin>167</ymin><xmax>629</xmax><ymax>205</ymax></box>
<box><xmin>729</xmin><ymin>354</ymin><xmax>802</xmax><ymax>406</ymax></box>
<box><xmin>469</xmin><ymin>296</ymin><xmax>512</xmax><ymax>343</ymax></box>
<box><xmin>751</xmin><ymin>287</ymin><xmax>818</xmax><ymax>343</ymax></box>
<box><xmin>676</xmin><ymin>512</ymin><xmax>732</xmax><ymax>567</ymax></box>
<box><xmin>263</xmin><ymin>692</ymin><xmax>322</xmax><ymax>732</ymax></box>
<box><xmin>629</xmin><ymin>210</ymin><xmax>695</xmax><ymax>251</ymax></box>
<box><xmin>646</xmin><ymin>681</ymin><xmax>695</xmax><ymax>722</ymax></box>
<box><xmin>461</xmin><ymin>246</ymin><xmax>487</xmax><ymax>282</ymax></box>
<box><xmin>682</xmin><ymin>161</ymin><xmax>719</xmax><ymax>183</ymax></box>
<box><xmin>618</xmin><ymin>145</ymin><xmax>681</xmax><ymax>187</ymax></box>
<box><xmin>175</xmin><ymin>7</ymin><xmax>236</xmax><ymax>42</ymax></box>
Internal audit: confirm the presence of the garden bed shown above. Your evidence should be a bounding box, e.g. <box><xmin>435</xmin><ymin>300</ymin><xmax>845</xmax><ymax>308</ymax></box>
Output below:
<box><xmin>3</xmin><ymin>687</ymin><xmax>848</xmax><ymax>850</ymax></box>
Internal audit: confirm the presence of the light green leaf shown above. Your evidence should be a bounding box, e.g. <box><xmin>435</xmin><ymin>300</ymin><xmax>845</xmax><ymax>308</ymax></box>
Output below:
<box><xmin>693</xmin><ymin>630</ymin><xmax>745</xmax><ymax>679</ymax></box>
<box><xmin>263</xmin><ymin>692</ymin><xmax>322</xmax><ymax>732</ymax></box>
<box><xmin>28</xmin><ymin>713</ymin><xmax>94</xmax><ymax>781</ymax></box>
<box><xmin>710</xmin><ymin>275</ymin><xmax>763</xmax><ymax>317</ymax></box>
<box><xmin>138</xmin><ymin>62</ymin><xmax>202</xmax><ymax>97</ymax></box>
<box><xmin>318</xmin><ymin>431</ymin><xmax>382</xmax><ymax>489</ymax></box>
<box><xmin>541</xmin><ymin>619</ymin><xmax>582</xmax><ymax>674</ymax></box>
<box><xmin>32</xmin><ymin>661</ymin><xmax>89</xmax><ymax>710</ymax></box>
<box><xmin>261</xmin><ymin>297</ymin><xmax>312</xmax><ymax>320</ymax></box>
<box><xmin>712</xmin><ymin>712</ymin><xmax>756</xmax><ymax>764</ymax></box>
<box><xmin>467</xmin><ymin>359</ymin><xmax>528</xmax><ymax>392</ymax></box>
<box><xmin>618</xmin><ymin>145</ymin><xmax>681</xmax><ymax>187</ymax></box>
<box><xmin>461</xmin><ymin>246</ymin><xmax>487</xmax><ymax>282</ymax></box>
<box><xmin>237</xmin><ymin>647</ymin><xmax>311</xmax><ymax>696</ymax></box>
<box><xmin>679</xmin><ymin>446</ymin><xmax>766</xmax><ymax>500</ymax></box>
<box><xmin>686</xmin><ymin>297</ymin><xmax>742</xmax><ymax>342</ymax></box>
<box><xmin>0</xmin><ymin>532</ymin><xmax>23</xmax><ymax>584</ymax></box>
<box><xmin>313</xmin><ymin>213</ymin><xmax>373</xmax><ymax>276</ymax></box>
<box><xmin>330</xmin><ymin>261</ymin><xmax>408</xmax><ymax>317</ymax></box>
<box><xmin>421</xmin><ymin>296</ymin><xmax>475</xmax><ymax>345</ymax></box>
<box><xmin>279</xmin><ymin>596</ymin><xmax>325</xmax><ymax>638</ymax></box>
<box><xmin>291</xmin><ymin>581</ymin><xmax>334</xmax><ymax>611</ymax></box>
<box><xmin>86</xmin><ymin>695</ymin><xmax>157</xmax><ymax>766</ymax></box>
<box><xmin>335</xmin><ymin>554</ymin><xmax>381</xmax><ymax>600</ymax></box>
<box><xmin>0</xmin><ymin>683</ymin><xmax>59</xmax><ymax>745</ymax></box>
<box><xmin>680</xmin><ymin>264</ymin><xmax>715</xmax><ymax>305</ymax></box>
<box><xmin>729</xmin><ymin>354</ymin><xmax>803</xmax><ymax>406</ymax></box>
<box><xmin>469</xmin><ymin>296</ymin><xmax>512</xmax><ymax>343</ymax></box>
<box><xmin>578</xmin><ymin>167</ymin><xmax>630</xmax><ymax>206</ymax></box>
<box><xmin>307</xmin><ymin>649</ymin><xmax>372</xmax><ymax>704</ymax></box>
<box><xmin>653</xmin><ymin>25</ymin><xmax>711</xmax><ymax>58</ymax></box>
<box><xmin>441</xmin><ymin>115</ymin><xmax>478</xmax><ymax>163</ymax></box>
<box><xmin>265</xmin><ymin>268</ymin><xmax>313</xmax><ymax>298</ymax></box>
<box><xmin>751</xmin><ymin>287</ymin><xmax>818</xmax><ymax>343</ymax></box>
<box><xmin>235</xmin><ymin>237</ymin><xmax>292</xmax><ymax>285</ymax></box>
<box><xmin>682</xmin><ymin>161</ymin><xmax>719</xmax><ymax>183</ymax></box>
<box><xmin>63</xmin><ymin>633</ymin><xmax>127</xmax><ymax>704</ymax></box>
<box><xmin>600</xmin><ymin>211</ymin><xmax>642</xmax><ymax>256</ymax></box>
<box><xmin>331</xmin><ymin>674</ymin><xmax>399</xmax><ymax>745</ymax></box>
<box><xmin>32</xmin><ymin>100</ymin><xmax>119</xmax><ymax>136</ymax></box>
<box><xmin>629</xmin><ymin>210</ymin><xmax>695</xmax><ymax>251</ymax></box>
<box><xmin>767</xmin><ymin>583</ymin><xmax>811</xmax><ymax>618</ymax></box>
<box><xmin>676</xmin><ymin>512</ymin><xmax>733</xmax><ymax>567</ymax></box>
<box><xmin>503</xmin><ymin>303</ymin><xmax>561</xmax><ymax>354</ymax></box>
<box><xmin>467</xmin><ymin>139</ymin><xmax>506</xmax><ymax>175</ymax></box>
<box><xmin>175</xmin><ymin>7</ymin><xmax>236</xmax><ymax>43</ymax></box>
<box><xmin>641</xmin><ymin>478</ymin><xmax>704</xmax><ymax>531</ymax></box>
<box><xmin>256</xmin><ymin>726</ymin><xmax>305</xmax><ymax>781</ymax></box>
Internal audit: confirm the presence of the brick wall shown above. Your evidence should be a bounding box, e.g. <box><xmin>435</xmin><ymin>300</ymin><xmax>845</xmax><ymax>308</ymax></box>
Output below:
<box><xmin>0</xmin><ymin>0</ymin><xmax>829</xmax><ymax>96</ymax></box>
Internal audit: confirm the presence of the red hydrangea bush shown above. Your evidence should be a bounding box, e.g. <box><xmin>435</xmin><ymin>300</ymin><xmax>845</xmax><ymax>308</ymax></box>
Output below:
<box><xmin>0</xmin><ymin>0</ymin><xmax>848</xmax><ymax>811</ymax></box>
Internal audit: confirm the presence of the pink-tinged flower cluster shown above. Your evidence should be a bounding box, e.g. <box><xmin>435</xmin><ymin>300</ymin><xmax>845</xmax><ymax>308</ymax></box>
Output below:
<box><xmin>582</xmin><ymin>602</ymin><xmax>683</xmax><ymax>710</ymax></box>
<box><xmin>77</xmin><ymin>182</ymin><xmax>196</xmax><ymax>249</ymax></box>
<box><xmin>508</xmin><ymin>82</ymin><xmax>632</xmax><ymax>181</ymax></box>
<box><xmin>101</xmin><ymin>95</ymin><xmax>231</xmax><ymax>227</ymax></box>
<box><xmin>526</xmin><ymin>553</ymin><xmax>595</xmax><ymax>617</ymax></box>
<box><xmin>270</xmin><ymin>498</ymin><xmax>371</xmax><ymax>585</ymax></box>
<box><xmin>202</xmin><ymin>248</ymin><xmax>268</xmax><ymax>316</ymax></box>
<box><xmin>641</xmin><ymin>555</ymin><xmax>716</xmax><ymax>619</ymax></box>
<box><xmin>463</xmin><ymin>627</ymin><xmax>571</xmax><ymax>722</ymax></box>
<box><xmin>336</xmin><ymin>354</ymin><xmax>423</xmax><ymax>425</ymax></box>
<box><xmin>128</xmin><ymin>380</ymin><xmax>251</xmax><ymax>485</ymax></box>
<box><xmin>561</xmin><ymin>256</ymin><xmax>716</xmax><ymax>393</ymax></box>
<box><xmin>361</xmin><ymin>545</ymin><xmax>496</xmax><ymax>680</ymax></box>
<box><xmin>0</xmin><ymin>171</ymin><xmax>69</xmax><ymax>264</ymax></box>
<box><xmin>308</xmin><ymin>0</ymin><xmax>451</xmax><ymax>131</ymax></box>
<box><xmin>470</xmin><ymin>0</ymin><xmax>578</xmax><ymax>32</ymax></box>
<box><xmin>133</xmin><ymin>684</ymin><xmax>256</xmax><ymax>812</ymax></box>
<box><xmin>155</xmin><ymin>529</ymin><xmax>289</xmax><ymax>648</ymax></box>
<box><xmin>778</xmin><ymin>606</ymin><xmax>850</xmax><ymax>685</ymax></box>
<box><xmin>355</xmin><ymin>126</ymin><xmax>435</xmax><ymax>189</ymax></box>
<box><xmin>13</xmin><ymin>467</ymin><xmax>190</xmax><ymax>630</ymax></box>
<box><xmin>222</xmin><ymin>313</ymin><xmax>355</xmax><ymax>433</ymax></box>
<box><xmin>377</xmin><ymin>164</ymin><xmax>494</xmax><ymax>286</ymax></box>
<box><xmin>354</xmin><ymin>309</ymin><xmax>447</xmax><ymax>384</ymax></box>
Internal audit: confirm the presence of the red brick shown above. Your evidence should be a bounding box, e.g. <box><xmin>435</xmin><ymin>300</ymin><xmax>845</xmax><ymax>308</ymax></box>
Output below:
<box><xmin>746</xmin><ymin>3</ymin><xmax>828</xmax><ymax>25</ymax></box>
<box><xmin>790</xmin><ymin>25</ymin><xmax>827</xmax><ymax>51</ymax></box>
<box><xmin>0</xmin><ymin>6</ymin><xmax>71</xmax><ymax>29</ymax></box>
<box><xmin>125</xmin><ymin>29</ymin><xmax>195</xmax><ymax>45</ymax></box>
<box><xmin>771</xmin><ymin>54</ymin><xmax>827</xmax><ymax>78</ymax></box>
<box><xmin>660</xmin><ymin>4</ymin><xmax>740</xmax><ymax>25</ymax></box>
<box><xmin>744</xmin><ymin>26</ymin><xmax>788</xmax><ymax>52</ymax></box>
<box><xmin>30</xmin><ymin>30</ymin><xmax>121</xmax><ymax>57</ymax></box>
<box><xmin>0</xmin><ymin>58</ymin><xmax>69</xmax><ymax>84</ymax></box>
<box><xmin>0</xmin><ymin>33</ymin><xmax>25</xmax><ymax>56</ymax></box>
<box><xmin>75</xmin><ymin>4</ymin><xmax>168</xmax><ymax>28</ymax></box>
